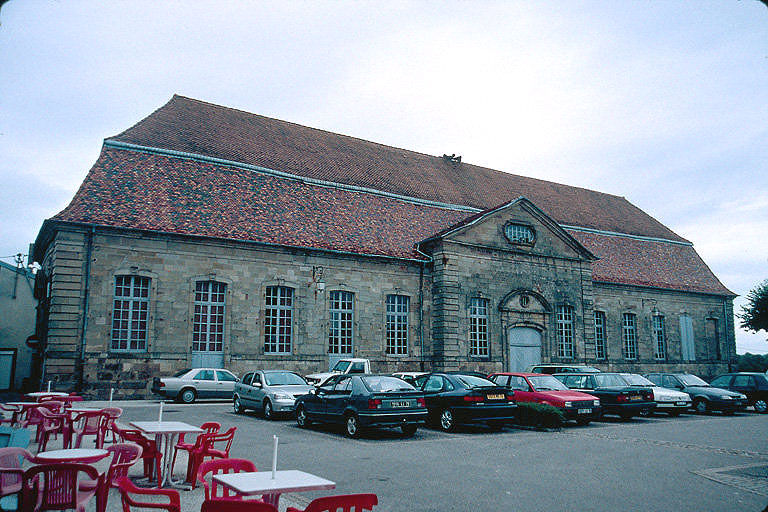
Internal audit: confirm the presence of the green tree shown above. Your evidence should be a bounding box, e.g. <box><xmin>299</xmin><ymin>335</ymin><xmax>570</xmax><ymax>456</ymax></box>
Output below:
<box><xmin>739</xmin><ymin>279</ymin><xmax>768</xmax><ymax>341</ymax></box>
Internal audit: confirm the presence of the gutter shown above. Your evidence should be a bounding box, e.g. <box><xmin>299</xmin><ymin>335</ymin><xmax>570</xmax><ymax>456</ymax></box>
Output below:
<box><xmin>77</xmin><ymin>225</ymin><xmax>95</xmax><ymax>392</ymax></box>
<box><xmin>414</xmin><ymin>244</ymin><xmax>434</xmax><ymax>371</ymax></box>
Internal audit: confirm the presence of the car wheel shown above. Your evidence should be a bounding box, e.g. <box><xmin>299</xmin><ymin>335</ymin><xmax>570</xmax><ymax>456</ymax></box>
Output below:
<box><xmin>619</xmin><ymin>411</ymin><xmax>634</xmax><ymax>421</ymax></box>
<box><xmin>345</xmin><ymin>414</ymin><xmax>362</xmax><ymax>438</ymax></box>
<box><xmin>668</xmin><ymin>410</ymin><xmax>682</xmax><ymax>417</ymax></box>
<box><xmin>296</xmin><ymin>405</ymin><xmax>310</xmax><ymax>428</ymax></box>
<box><xmin>178</xmin><ymin>388</ymin><xmax>196</xmax><ymax>404</ymax></box>
<box><xmin>753</xmin><ymin>399</ymin><xmax>767</xmax><ymax>414</ymax></box>
<box><xmin>693</xmin><ymin>398</ymin><xmax>709</xmax><ymax>414</ymax></box>
<box><xmin>401</xmin><ymin>424</ymin><xmax>418</xmax><ymax>437</ymax></box>
<box><xmin>576</xmin><ymin>418</ymin><xmax>591</xmax><ymax>426</ymax></box>
<box><xmin>263</xmin><ymin>400</ymin><xmax>274</xmax><ymax>420</ymax></box>
<box><xmin>233</xmin><ymin>396</ymin><xmax>245</xmax><ymax>414</ymax></box>
<box><xmin>639</xmin><ymin>408</ymin><xmax>650</xmax><ymax>417</ymax></box>
<box><xmin>439</xmin><ymin>409</ymin><xmax>456</xmax><ymax>432</ymax></box>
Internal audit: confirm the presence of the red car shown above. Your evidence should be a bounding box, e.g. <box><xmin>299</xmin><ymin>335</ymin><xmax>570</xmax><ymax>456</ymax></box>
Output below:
<box><xmin>489</xmin><ymin>372</ymin><xmax>601</xmax><ymax>425</ymax></box>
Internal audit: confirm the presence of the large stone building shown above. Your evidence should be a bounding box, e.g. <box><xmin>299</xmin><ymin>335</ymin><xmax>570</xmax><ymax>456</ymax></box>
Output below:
<box><xmin>31</xmin><ymin>95</ymin><xmax>735</xmax><ymax>398</ymax></box>
<box><xmin>0</xmin><ymin>260</ymin><xmax>37</xmax><ymax>391</ymax></box>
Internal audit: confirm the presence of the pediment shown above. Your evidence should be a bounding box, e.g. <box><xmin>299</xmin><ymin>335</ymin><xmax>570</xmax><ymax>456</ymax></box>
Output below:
<box><xmin>426</xmin><ymin>197</ymin><xmax>596</xmax><ymax>261</ymax></box>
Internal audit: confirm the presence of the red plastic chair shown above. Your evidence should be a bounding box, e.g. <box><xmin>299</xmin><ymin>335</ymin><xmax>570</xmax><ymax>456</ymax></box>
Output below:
<box><xmin>116</xmin><ymin>477</ymin><xmax>180</xmax><ymax>512</ymax></box>
<box><xmin>171</xmin><ymin>421</ymin><xmax>219</xmax><ymax>480</ymax></box>
<box><xmin>79</xmin><ymin>443</ymin><xmax>142</xmax><ymax>512</ymax></box>
<box><xmin>71</xmin><ymin>410</ymin><xmax>108</xmax><ymax>448</ymax></box>
<box><xmin>112</xmin><ymin>423</ymin><xmax>162</xmax><ymax>484</ymax></box>
<box><xmin>196</xmin><ymin>458</ymin><xmax>257</xmax><ymax>501</ymax></box>
<box><xmin>286</xmin><ymin>494</ymin><xmax>379</xmax><ymax>512</ymax></box>
<box><xmin>201</xmin><ymin>499</ymin><xmax>278</xmax><ymax>512</ymax></box>
<box><xmin>36</xmin><ymin>407</ymin><xmax>67</xmax><ymax>452</ymax></box>
<box><xmin>100</xmin><ymin>407</ymin><xmax>123</xmax><ymax>445</ymax></box>
<box><xmin>22</xmin><ymin>462</ymin><xmax>100</xmax><ymax>512</ymax></box>
<box><xmin>0</xmin><ymin>448</ymin><xmax>35</xmax><ymax>503</ymax></box>
<box><xmin>20</xmin><ymin>404</ymin><xmax>63</xmax><ymax>443</ymax></box>
<box><xmin>0</xmin><ymin>404</ymin><xmax>20</xmax><ymax>427</ymax></box>
<box><xmin>188</xmin><ymin>427</ymin><xmax>236</xmax><ymax>488</ymax></box>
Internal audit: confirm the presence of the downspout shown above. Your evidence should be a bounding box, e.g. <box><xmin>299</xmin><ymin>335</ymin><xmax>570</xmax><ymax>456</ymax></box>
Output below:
<box><xmin>77</xmin><ymin>226</ymin><xmax>95</xmax><ymax>393</ymax></box>
<box><xmin>580</xmin><ymin>260</ymin><xmax>587</xmax><ymax>365</ymax></box>
<box><xmin>414</xmin><ymin>243</ymin><xmax>433</xmax><ymax>372</ymax></box>
<box><xmin>723</xmin><ymin>300</ymin><xmax>732</xmax><ymax>372</ymax></box>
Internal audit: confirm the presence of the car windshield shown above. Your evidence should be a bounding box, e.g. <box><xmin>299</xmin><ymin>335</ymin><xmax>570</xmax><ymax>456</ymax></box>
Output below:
<box><xmin>264</xmin><ymin>372</ymin><xmax>307</xmax><ymax>386</ymax></box>
<box><xmin>593</xmin><ymin>374</ymin><xmax>627</xmax><ymax>387</ymax></box>
<box><xmin>331</xmin><ymin>361</ymin><xmax>351</xmax><ymax>372</ymax></box>
<box><xmin>456</xmin><ymin>375</ymin><xmax>496</xmax><ymax>388</ymax></box>
<box><xmin>173</xmin><ymin>368</ymin><xmax>192</xmax><ymax>377</ymax></box>
<box><xmin>363</xmin><ymin>376</ymin><xmax>416</xmax><ymax>392</ymax></box>
<box><xmin>677</xmin><ymin>374</ymin><xmax>709</xmax><ymax>387</ymax></box>
<box><xmin>528</xmin><ymin>375</ymin><xmax>569</xmax><ymax>391</ymax></box>
<box><xmin>620</xmin><ymin>374</ymin><xmax>654</xmax><ymax>386</ymax></box>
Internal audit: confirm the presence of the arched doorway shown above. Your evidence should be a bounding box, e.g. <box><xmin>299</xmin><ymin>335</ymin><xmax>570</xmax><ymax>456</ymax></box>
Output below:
<box><xmin>508</xmin><ymin>327</ymin><xmax>542</xmax><ymax>372</ymax></box>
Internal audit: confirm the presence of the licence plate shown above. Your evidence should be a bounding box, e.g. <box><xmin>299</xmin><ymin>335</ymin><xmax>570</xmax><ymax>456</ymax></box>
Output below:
<box><xmin>486</xmin><ymin>394</ymin><xmax>505</xmax><ymax>400</ymax></box>
<box><xmin>577</xmin><ymin>408</ymin><xmax>591</xmax><ymax>414</ymax></box>
<box><xmin>675</xmin><ymin>401</ymin><xmax>687</xmax><ymax>406</ymax></box>
<box><xmin>630</xmin><ymin>395</ymin><xmax>642</xmax><ymax>401</ymax></box>
<box><xmin>389</xmin><ymin>401</ymin><xmax>410</xmax><ymax>408</ymax></box>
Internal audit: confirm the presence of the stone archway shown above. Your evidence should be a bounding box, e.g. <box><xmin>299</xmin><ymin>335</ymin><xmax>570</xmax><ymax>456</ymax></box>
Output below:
<box><xmin>499</xmin><ymin>289</ymin><xmax>551</xmax><ymax>371</ymax></box>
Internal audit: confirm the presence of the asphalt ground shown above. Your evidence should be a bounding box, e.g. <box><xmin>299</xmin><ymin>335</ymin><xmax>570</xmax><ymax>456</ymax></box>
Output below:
<box><xmin>93</xmin><ymin>400</ymin><xmax>768</xmax><ymax>512</ymax></box>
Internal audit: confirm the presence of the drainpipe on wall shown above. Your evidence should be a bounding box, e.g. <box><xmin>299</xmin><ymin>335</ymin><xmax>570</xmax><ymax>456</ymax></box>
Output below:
<box><xmin>76</xmin><ymin>226</ymin><xmax>95</xmax><ymax>393</ymax></box>
<box><xmin>414</xmin><ymin>244</ymin><xmax>433</xmax><ymax>372</ymax></box>
<box><xmin>723</xmin><ymin>300</ymin><xmax>732</xmax><ymax>372</ymax></box>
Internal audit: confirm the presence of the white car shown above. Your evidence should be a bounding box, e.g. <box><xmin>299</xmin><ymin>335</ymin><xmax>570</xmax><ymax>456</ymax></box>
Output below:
<box><xmin>151</xmin><ymin>368</ymin><xmax>239</xmax><ymax>403</ymax></box>
<box><xmin>391</xmin><ymin>372</ymin><xmax>428</xmax><ymax>387</ymax></box>
<box><xmin>620</xmin><ymin>373</ymin><xmax>692</xmax><ymax>416</ymax></box>
<box><xmin>305</xmin><ymin>358</ymin><xmax>371</xmax><ymax>386</ymax></box>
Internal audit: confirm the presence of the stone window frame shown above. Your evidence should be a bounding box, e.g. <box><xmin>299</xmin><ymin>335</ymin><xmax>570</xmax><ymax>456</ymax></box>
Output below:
<box><xmin>264</xmin><ymin>285</ymin><xmax>294</xmax><ymax>355</ymax></box>
<box><xmin>111</xmin><ymin>274</ymin><xmax>152</xmax><ymax>352</ymax></box>
<box><xmin>652</xmin><ymin>313</ymin><xmax>667</xmax><ymax>360</ymax></box>
<box><xmin>185</xmin><ymin>274</ymin><xmax>233</xmax><ymax>361</ymax></box>
<box><xmin>622</xmin><ymin>312</ymin><xmax>638</xmax><ymax>360</ymax></box>
<box><xmin>593</xmin><ymin>310</ymin><xmax>607</xmax><ymax>360</ymax></box>
<box><xmin>328</xmin><ymin>290</ymin><xmax>355</xmax><ymax>356</ymax></box>
<box><xmin>503</xmin><ymin>221</ymin><xmax>536</xmax><ymax>246</ymax></box>
<box><xmin>384</xmin><ymin>294</ymin><xmax>410</xmax><ymax>357</ymax></box>
<box><xmin>705</xmin><ymin>317</ymin><xmax>721</xmax><ymax>361</ymax></box>
<box><xmin>556</xmin><ymin>304</ymin><xmax>575</xmax><ymax>359</ymax></box>
<box><xmin>192</xmin><ymin>280</ymin><xmax>227</xmax><ymax>354</ymax></box>
<box><xmin>679</xmin><ymin>313</ymin><xmax>695</xmax><ymax>361</ymax></box>
<box><xmin>469</xmin><ymin>296</ymin><xmax>490</xmax><ymax>358</ymax></box>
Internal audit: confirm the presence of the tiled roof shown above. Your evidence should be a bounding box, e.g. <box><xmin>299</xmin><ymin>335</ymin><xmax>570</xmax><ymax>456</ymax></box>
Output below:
<box><xmin>109</xmin><ymin>95</ymin><xmax>688</xmax><ymax>243</ymax></box>
<box><xmin>53</xmin><ymin>148</ymin><xmax>470</xmax><ymax>260</ymax></box>
<box><xmin>569</xmin><ymin>230</ymin><xmax>732</xmax><ymax>295</ymax></box>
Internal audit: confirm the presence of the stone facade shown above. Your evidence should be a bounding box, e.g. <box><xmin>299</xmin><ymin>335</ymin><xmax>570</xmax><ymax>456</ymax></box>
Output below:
<box><xmin>0</xmin><ymin>261</ymin><xmax>37</xmax><ymax>390</ymax></box>
<box><xmin>34</xmin><ymin>198</ymin><xmax>735</xmax><ymax>398</ymax></box>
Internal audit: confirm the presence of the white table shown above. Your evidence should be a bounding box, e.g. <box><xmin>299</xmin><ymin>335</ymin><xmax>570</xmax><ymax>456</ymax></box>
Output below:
<box><xmin>26</xmin><ymin>392</ymin><xmax>69</xmax><ymax>398</ymax></box>
<box><xmin>213</xmin><ymin>470</ymin><xmax>336</xmax><ymax>507</ymax></box>
<box><xmin>36</xmin><ymin>448</ymin><xmax>109</xmax><ymax>463</ymax></box>
<box><xmin>131</xmin><ymin>421</ymin><xmax>203</xmax><ymax>488</ymax></box>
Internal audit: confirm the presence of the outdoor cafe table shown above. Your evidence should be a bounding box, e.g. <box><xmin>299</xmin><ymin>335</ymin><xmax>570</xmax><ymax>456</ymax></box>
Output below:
<box><xmin>35</xmin><ymin>448</ymin><xmax>109</xmax><ymax>464</ymax></box>
<box><xmin>130</xmin><ymin>421</ymin><xmax>203</xmax><ymax>489</ymax></box>
<box><xmin>26</xmin><ymin>392</ymin><xmax>70</xmax><ymax>398</ymax></box>
<box><xmin>212</xmin><ymin>470</ymin><xmax>336</xmax><ymax>507</ymax></box>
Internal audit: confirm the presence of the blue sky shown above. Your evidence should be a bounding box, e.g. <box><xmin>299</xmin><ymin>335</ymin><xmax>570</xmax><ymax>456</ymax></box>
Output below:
<box><xmin>1</xmin><ymin>1</ymin><xmax>766</xmax><ymax>353</ymax></box>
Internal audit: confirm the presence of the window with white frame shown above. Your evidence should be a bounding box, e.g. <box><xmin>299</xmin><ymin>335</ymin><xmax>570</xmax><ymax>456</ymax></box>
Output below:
<box><xmin>386</xmin><ymin>294</ymin><xmax>409</xmax><ymax>355</ymax></box>
<box><xmin>329</xmin><ymin>291</ymin><xmax>354</xmax><ymax>354</ymax></box>
<box><xmin>594</xmin><ymin>311</ymin><xmax>606</xmax><ymax>359</ymax></box>
<box><xmin>622</xmin><ymin>313</ymin><xmax>637</xmax><ymax>360</ymax></box>
<box><xmin>504</xmin><ymin>223</ymin><xmax>535</xmax><ymax>244</ymax></box>
<box><xmin>111</xmin><ymin>275</ymin><xmax>150</xmax><ymax>351</ymax></box>
<box><xmin>193</xmin><ymin>281</ymin><xmax>226</xmax><ymax>353</ymax></box>
<box><xmin>469</xmin><ymin>297</ymin><xmax>489</xmax><ymax>357</ymax></box>
<box><xmin>556</xmin><ymin>305</ymin><xmax>574</xmax><ymax>358</ymax></box>
<box><xmin>653</xmin><ymin>315</ymin><xmax>666</xmax><ymax>360</ymax></box>
<box><xmin>265</xmin><ymin>286</ymin><xmax>293</xmax><ymax>354</ymax></box>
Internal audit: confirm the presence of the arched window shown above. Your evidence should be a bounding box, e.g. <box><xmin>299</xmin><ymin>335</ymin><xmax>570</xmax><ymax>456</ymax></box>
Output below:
<box><xmin>594</xmin><ymin>311</ymin><xmax>606</xmax><ymax>360</ymax></box>
<box><xmin>329</xmin><ymin>291</ymin><xmax>354</xmax><ymax>355</ymax></box>
<box><xmin>385</xmin><ymin>294</ymin><xmax>409</xmax><ymax>355</ymax></box>
<box><xmin>556</xmin><ymin>305</ymin><xmax>574</xmax><ymax>358</ymax></box>
<box><xmin>264</xmin><ymin>286</ymin><xmax>293</xmax><ymax>354</ymax></box>
<box><xmin>193</xmin><ymin>281</ymin><xmax>226</xmax><ymax>354</ymax></box>
<box><xmin>652</xmin><ymin>315</ymin><xmax>666</xmax><ymax>360</ymax></box>
<box><xmin>622</xmin><ymin>313</ymin><xmax>637</xmax><ymax>360</ymax></box>
<box><xmin>111</xmin><ymin>275</ymin><xmax>150</xmax><ymax>351</ymax></box>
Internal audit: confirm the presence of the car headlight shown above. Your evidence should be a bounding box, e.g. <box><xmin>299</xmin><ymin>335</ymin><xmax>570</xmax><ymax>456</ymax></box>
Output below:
<box><xmin>738</xmin><ymin>394</ymin><xmax>747</xmax><ymax>400</ymax></box>
<box><xmin>564</xmin><ymin>401</ymin><xmax>572</xmax><ymax>408</ymax></box>
<box><xmin>273</xmin><ymin>393</ymin><xmax>292</xmax><ymax>400</ymax></box>
<box><xmin>721</xmin><ymin>395</ymin><xmax>732</xmax><ymax>400</ymax></box>
<box><xmin>593</xmin><ymin>400</ymin><xmax>600</xmax><ymax>406</ymax></box>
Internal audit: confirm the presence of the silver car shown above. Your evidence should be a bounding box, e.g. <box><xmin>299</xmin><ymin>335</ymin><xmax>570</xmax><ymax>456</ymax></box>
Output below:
<box><xmin>151</xmin><ymin>368</ymin><xmax>239</xmax><ymax>403</ymax></box>
<box><xmin>233</xmin><ymin>370</ymin><xmax>313</xmax><ymax>420</ymax></box>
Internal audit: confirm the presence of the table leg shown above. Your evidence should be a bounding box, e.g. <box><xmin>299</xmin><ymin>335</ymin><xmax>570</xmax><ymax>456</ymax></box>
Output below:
<box><xmin>262</xmin><ymin>493</ymin><xmax>282</xmax><ymax>508</ymax></box>
<box><xmin>156</xmin><ymin>432</ymin><xmax>191</xmax><ymax>489</ymax></box>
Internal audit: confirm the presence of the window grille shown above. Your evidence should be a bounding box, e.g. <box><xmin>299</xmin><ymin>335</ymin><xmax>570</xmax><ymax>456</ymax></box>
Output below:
<box><xmin>653</xmin><ymin>315</ymin><xmax>666</xmax><ymax>360</ymax></box>
<box><xmin>111</xmin><ymin>275</ymin><xmax>150</xmax><ymax>351</ymax></box>
<box><xmin>469</xmin><ymin>298</ymin><xmax>489</xmax><ymax>357</ymax></box>
<box><xmin>386</xmin><ymin>295</ymin><xmax>409</xmax><ymax>355</ymax></box>
<box><xmin>594</xmin><ymin>311</ymin><xmax>606</xmax><ymax>359</ymax></box>
<box><xmin>265</xmin><ymin>286</ymin><xmax>293</xmax><ymax>354</ymax></box>
<box><xmin>193</xmin><ymin>281</ymin><xmax>226</xmax><ymax>353</ymax></box>
<box><xmin>557</xmin><ymin>305</ymin><xmax>574</xmax><ymax>358</ymax></box>
<box><xmin>329</xmin><ymin>291</ymin><xmax>354</xmax><ymax>354</ymax></box>
<box><xmin>622</xmin><ymin>313</ymin><xmax>637</xmax><ymax>360</ymax></box>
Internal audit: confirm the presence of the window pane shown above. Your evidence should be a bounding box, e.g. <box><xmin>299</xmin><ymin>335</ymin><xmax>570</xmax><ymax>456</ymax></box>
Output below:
<box><xmin>193</xmin><ymin>281</ymin><xmax>226</xmax><ymax>353</ymax></box>
<box><xmin>594</xmin><ymin>311</ymin><xmax>606</xmax><ymax>359</ymax></box>
<box><xmin>557</xmin><ymin>305</ymin><xmax>574</xmax><ymax>358</ymax></box>
<box><xmin>386</xmin><ymin>294</ymin><xmax>409</xmax><ymax>355</ymax></box>
<box><xmin>469</xmin><ymin>297</ymin><xmax>489</xmax><ymax>357</ymax></box>
<box><xmin>329</xmin><ymin>291</ymin><xmax>354</xmax><ymax>355</ymax></box>
<box><xmin>111</xmin><ymin>276</ymin><xmax>150</xmax><ymax>351</ymax></box>
<box><xmin>653</xmin><ymin>315</ymin><xmax>666</xmax><ymax>360</ymax></box>
<box><xmin>622</xmin><ymin>313</ymin><xmax>637</xmax><ymax>360</ymax></box>
<box><xmin>265</xmin><ymin>286</ymin><xmax>293</xmax><ymax>353</ymax></box>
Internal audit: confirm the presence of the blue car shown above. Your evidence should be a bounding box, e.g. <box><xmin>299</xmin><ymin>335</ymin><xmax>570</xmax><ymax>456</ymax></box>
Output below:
<box><xmin>294</xmin><ymin>374</ymin><xmax>428</xmax><ymax>438</ymax></box>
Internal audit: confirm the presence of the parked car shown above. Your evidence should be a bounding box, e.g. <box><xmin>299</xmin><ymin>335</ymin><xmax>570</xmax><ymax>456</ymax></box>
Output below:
<box><xmin>418</xmin><ymin>372</ymin><xmax>517</xmax><ymax>431</ymax></box>
<box><xmin>233</xmin><ymin>370</ymin><xmax>313</xmax><ymax>419</ymax></box>
<box><xmin>305</xmin><ymin>358</ymin><xmax>372</xmax><ymax>386</ymax></box>
<box><xmin>555</xmin><ymin>372</ymin><xmax>655</xmax><ymax>420</ymax></box>
<box><xmin>618</xmin><ymin>373</ymin><xmax>691</xmax><ymax>416</ymax></box>
<box><xmin>391</xmin><ymin>372</ymin><xmax>428</xmax><ymax>387</ymax></box>
<box><xmin>708</xmin><ymin>373</ymin><xmax>768</xmax><ymax>413</ymax></box>
<box><xmin>489</xmin><ymin>372</ymin><xmax>601</xmax><ymax>425</ymax></box>
<box><xmin>526</xmin><ymin>364</ymin><xmax>601</xmax><ymax>374</ymax></box>
<box><xmin>151</xmin><ymin>368</ymin><xmax>239</xmax><ymax>403</ymax></box>
<box><xmin>294</xmin><ymin>374</ymin><xmax>427</xmax><ymax>438</ymax></box>
<box><xmin>644</xmin><ymin>373</ymin><xmax>747</xmax><ymax>415</ymax></box>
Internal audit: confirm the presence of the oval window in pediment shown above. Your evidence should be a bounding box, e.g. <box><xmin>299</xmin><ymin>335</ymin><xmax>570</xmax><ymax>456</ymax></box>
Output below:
<box><xmin>504</xmin><ymin>222</ymin><xmax>535</xmax><ymax>245</ymax></box>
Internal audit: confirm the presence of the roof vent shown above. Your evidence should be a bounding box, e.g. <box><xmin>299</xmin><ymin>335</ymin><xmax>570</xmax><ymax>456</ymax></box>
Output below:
<box><xmin>442</xmin><ymin>154</ymin><xmax>461</xmax><ymax>163</ymax></box>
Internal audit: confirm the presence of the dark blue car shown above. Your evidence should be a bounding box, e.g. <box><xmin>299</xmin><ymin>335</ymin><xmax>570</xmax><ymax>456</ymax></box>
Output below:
<box><xmin>294</xmin><ymin>374</ymin><xmax>428</xmax><ymax>438</ymax></box>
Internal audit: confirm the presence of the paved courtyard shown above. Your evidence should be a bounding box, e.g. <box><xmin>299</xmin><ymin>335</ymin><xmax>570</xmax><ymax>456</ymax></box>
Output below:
<box><xmin>86</xmin><ymin>400</ymin><xmax>768</xmax><ymax>512</ymax></box>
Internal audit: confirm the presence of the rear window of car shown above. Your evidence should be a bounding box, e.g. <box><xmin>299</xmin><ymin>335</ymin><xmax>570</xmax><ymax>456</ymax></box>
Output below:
<box><xmin>264</xmin><ymin>372</ymin><xmax>307</xmax><ymax>386</ymax></box>
<box><xmin>194</xmin><ymin>370</ymin><xmax>215</xmax><ymax>380</ymax></box>
<box><xmin>363</xmin><ymin>376</ymin><xmax>416</xmax><ymax>392</ymax></box>
<box><xmin>456</xmin><ymin>375</ymin><xmax>496</xmax><ymax>388</ymax></box>
<box><xmin>174</xmin><ymin>368</ymin><xmax>192</xmax><ymax>377</ymax></box>
<box><xmin>594</xmin><ymin>374</ymin><xmax>626</xmax><ymax>387</ymax></box>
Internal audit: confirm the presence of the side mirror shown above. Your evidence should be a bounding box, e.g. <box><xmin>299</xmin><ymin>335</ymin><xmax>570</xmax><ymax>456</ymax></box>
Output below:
<box><xmin>253</xmin><ymin>382</ymin><xmax>262</xmax><ymax>388</ymax></box>
<box><xmin>309</xmin><ymin>388</ymin><xmax>317</xmax><ymax>395</ymax></box>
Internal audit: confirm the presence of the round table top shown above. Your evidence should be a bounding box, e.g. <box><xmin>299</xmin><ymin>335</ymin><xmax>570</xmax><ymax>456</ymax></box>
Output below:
<box><xmin>5</xmin><ymin>402</ymin><xmax>37</xmax><ymax>407</ymax></box>
<box><xmin>35</xmin><ymin>448</ymin><xmax>109</xmax><ymax>463</ymax></box>
<box><xmin>26</xmin><ymin>392</ymin><xmax>70</xmax><ymax>397</ymax></box>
